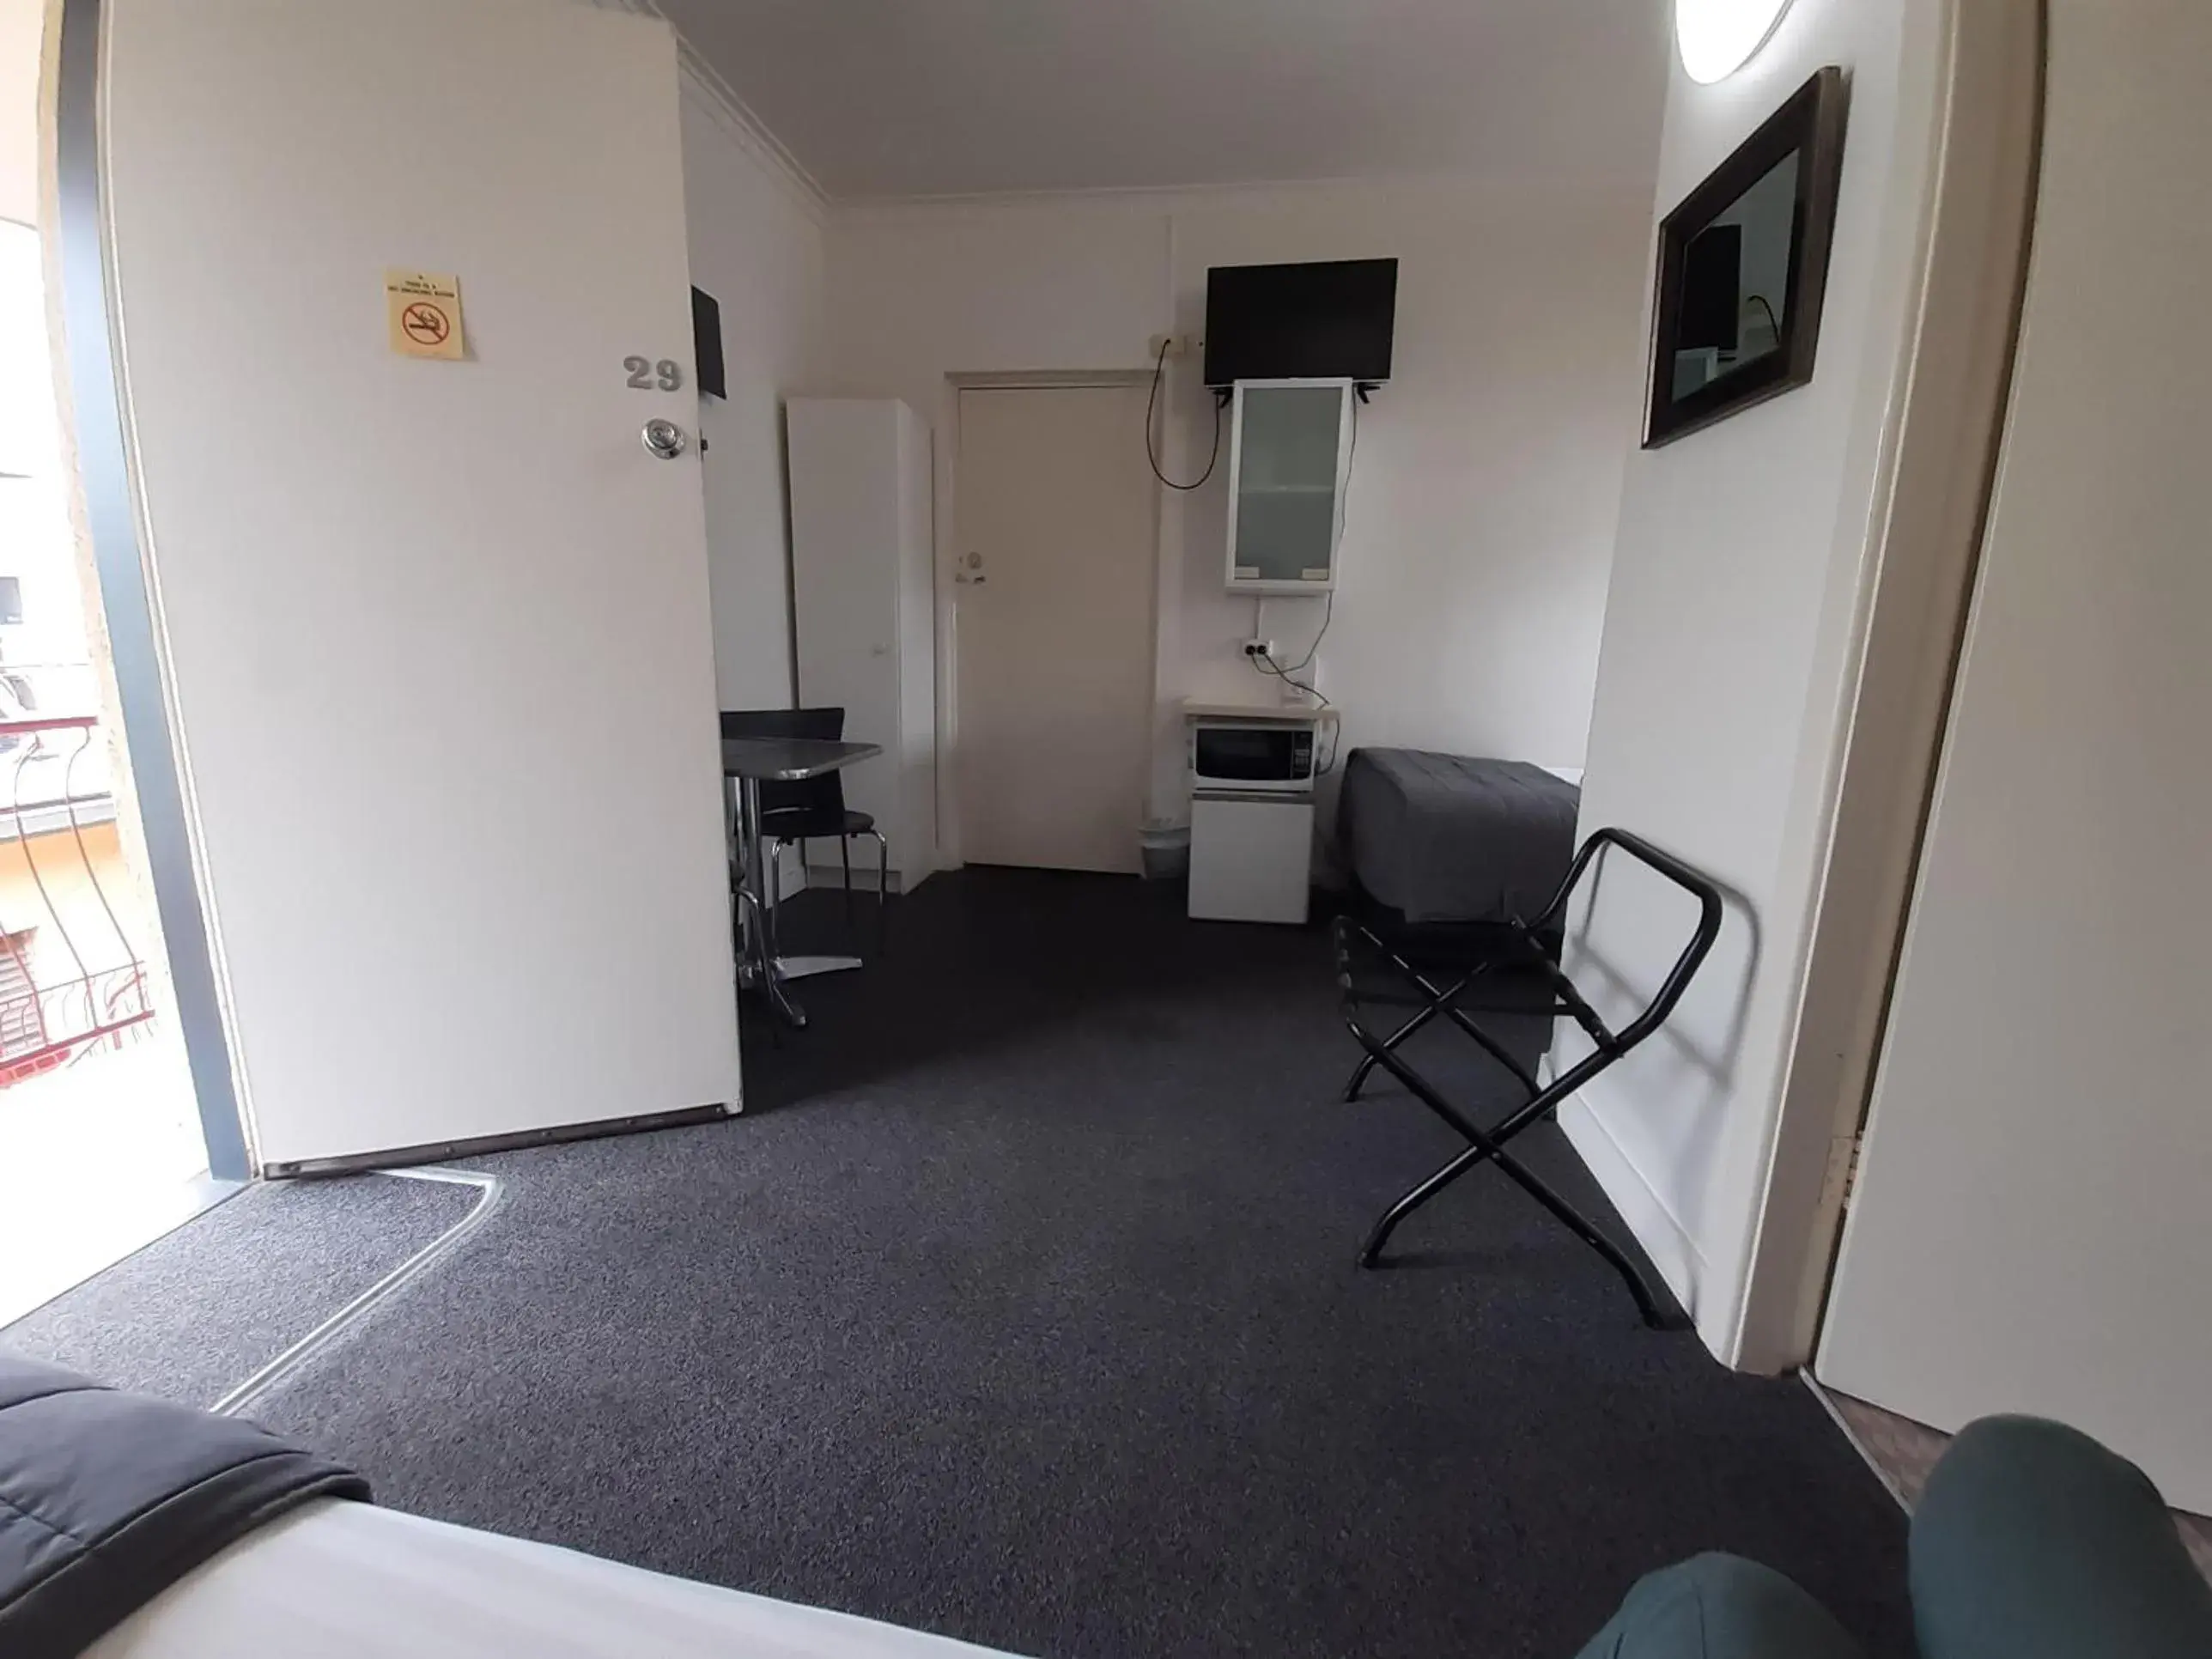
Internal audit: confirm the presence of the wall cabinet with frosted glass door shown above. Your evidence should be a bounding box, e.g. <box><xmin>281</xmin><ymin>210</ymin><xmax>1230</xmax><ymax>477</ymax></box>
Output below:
<box><xmin>1224</xmin><ymin>378</ymin><xmax>1353</xmax><ymax>595</ymax></box>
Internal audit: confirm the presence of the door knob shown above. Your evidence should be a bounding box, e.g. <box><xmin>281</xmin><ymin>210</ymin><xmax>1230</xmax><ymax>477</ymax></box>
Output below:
<box><xmin>641</xmin><ymin>418</ymin><xmax>688</xmax><ymax>459</ymax></box>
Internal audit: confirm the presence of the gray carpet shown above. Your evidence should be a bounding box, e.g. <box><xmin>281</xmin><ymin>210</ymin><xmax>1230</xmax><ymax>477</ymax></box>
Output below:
<box><xmin>211</xmin><ymin>869</ymin><xmax>1910</xmax><ymax>1659</ymax></box>
<box><xmin>1</xmin><ymin>1171</ymin><xmax>478</xmax><ymax>1407</ymax></box>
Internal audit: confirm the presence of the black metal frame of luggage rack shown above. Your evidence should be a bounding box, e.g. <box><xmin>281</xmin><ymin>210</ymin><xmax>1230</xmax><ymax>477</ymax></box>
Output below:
<box><xmin>1332</xmin><ymin>826</ymin><xmax>1723</xmax><ymax>1329</ymax></box>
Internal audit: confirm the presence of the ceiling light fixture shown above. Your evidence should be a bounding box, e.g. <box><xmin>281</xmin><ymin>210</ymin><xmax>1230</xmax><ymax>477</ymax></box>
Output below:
<box><xmin>1675</xmin><ymin>0</ymin><xmax>1796</xmax><ymax>84</ymax></box>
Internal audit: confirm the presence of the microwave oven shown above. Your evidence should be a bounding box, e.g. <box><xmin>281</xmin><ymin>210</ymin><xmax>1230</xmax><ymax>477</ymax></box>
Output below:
<box><xmin>1188</xmin><ymin>717</ymin><xmax>1317</xmax><ymax>794</ymax></box>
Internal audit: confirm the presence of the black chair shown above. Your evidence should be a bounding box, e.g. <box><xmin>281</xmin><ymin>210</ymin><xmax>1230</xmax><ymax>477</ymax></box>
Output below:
<box><xmin>718</xmin><ymin>706</ymin><xmax>888</xmax><ymax>952</ymax></box>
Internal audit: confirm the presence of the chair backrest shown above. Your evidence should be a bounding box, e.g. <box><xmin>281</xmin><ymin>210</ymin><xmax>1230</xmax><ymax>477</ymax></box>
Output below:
<box><xmin>719</xmin><ymin>706</ymin><xmax>847</xmax><ymax>826</ymax></box>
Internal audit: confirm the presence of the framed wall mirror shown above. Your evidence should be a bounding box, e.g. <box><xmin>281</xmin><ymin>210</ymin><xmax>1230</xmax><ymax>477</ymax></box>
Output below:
<box><xmin>1644</xmin><ymin>66</ymin><xmax>1848</xmax><ymax>447</ymax></box>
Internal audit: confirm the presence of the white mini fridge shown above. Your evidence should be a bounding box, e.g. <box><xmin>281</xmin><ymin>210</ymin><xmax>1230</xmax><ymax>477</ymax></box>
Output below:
<box><xmin>1188</xmin><ymin>793</ymin><xmax>1315</xmax><ymax>925</ymax></box>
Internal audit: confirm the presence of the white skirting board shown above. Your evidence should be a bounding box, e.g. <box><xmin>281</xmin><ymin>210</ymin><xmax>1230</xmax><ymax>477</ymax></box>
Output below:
<box><xmin>798</xmin><ymin>861</ymin><xmax>920</xmax><ymax>896</ymax></box>
<box><xmin>1553</xmin><ymin>1091</ymin><xmax>1706</xmax><ymax>1327</ymax></box>
<box><xmin>772</xmin><ymin>847</ymin><xmax>926</xmax><ymax>898</ymax></box>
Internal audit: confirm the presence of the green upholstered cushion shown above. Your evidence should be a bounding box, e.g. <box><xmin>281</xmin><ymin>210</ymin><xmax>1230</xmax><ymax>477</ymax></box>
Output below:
<box><xmin>1572</xmin><ymin>1553</ymin><xmax>1869</xmax><ymax>1659</ymax></box>
<box><xmin>1911</xmin><ymin>1415</ymin><xmax>2212</xmax><ymax>1659</ymax></box>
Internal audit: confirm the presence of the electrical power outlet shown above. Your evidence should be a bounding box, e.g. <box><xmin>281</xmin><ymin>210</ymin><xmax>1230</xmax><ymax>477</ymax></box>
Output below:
<box><xmin>1242</xmin><ymin>638</ymin><xmax>1275</xmax><ymax>659</ymax></box>
<box><xmin>1149</xmin><ymin>332</ymin><xmax>1199</xmax><ymax>361</ymax></box>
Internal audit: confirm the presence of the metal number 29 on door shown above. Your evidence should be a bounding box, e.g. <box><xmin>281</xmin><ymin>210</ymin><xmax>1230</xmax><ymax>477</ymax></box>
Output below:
<box><xmin>623</xmin><ymin>356</ymin><xmax>684</xmax><ymax>391</ymax></box>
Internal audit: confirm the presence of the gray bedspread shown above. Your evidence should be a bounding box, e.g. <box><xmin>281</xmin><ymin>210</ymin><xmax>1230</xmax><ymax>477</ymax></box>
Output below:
<box><xmin>1338</xmin><ymin>749</ymin><xmax>1580</xmax><ymax>925</ymax></box>
<box><xmin>0</xmin><ymin>1353</ymin><xmax>368</xmax><ymax>1658</ymax></box>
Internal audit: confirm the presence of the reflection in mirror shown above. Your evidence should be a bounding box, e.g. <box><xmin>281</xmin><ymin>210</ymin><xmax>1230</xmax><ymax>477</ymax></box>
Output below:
<box><xmin>1672</xmin><ymin>149</ymin><xmax>1802</xmax><ymax>398</ymax></box>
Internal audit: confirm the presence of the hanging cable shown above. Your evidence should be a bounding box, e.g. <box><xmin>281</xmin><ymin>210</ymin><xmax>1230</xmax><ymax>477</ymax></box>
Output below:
<box><xmin>1145</xmin><ymin>337</ymin><xmax>1222</xmax><ymax>491</ymax></box>
<box><xmin>1311</xmin><ymin>708</ymin><xmax>1345</xmax><ymax>776</ymax></box>
<box><xmin>1253</xmin><ymin>647</ymin><xmax>1333</xmax><ymax>709</ymax></box>
<box><xmin>1264</xmin><ymin>590</ymin><xmax>1334</xmax><ymax>678</ymax></box>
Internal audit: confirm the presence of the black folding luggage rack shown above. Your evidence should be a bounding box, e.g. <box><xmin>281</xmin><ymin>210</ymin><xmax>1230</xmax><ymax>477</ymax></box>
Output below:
<box><xmin>1332</xmin><ymin>826</ymin><xmax>1723</xmax><ymax>1329</ymax></box>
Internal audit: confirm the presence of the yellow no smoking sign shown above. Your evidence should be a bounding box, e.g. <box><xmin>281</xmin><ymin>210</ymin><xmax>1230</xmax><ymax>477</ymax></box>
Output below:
<box><xmin>386</xmin><ymin>269</ymin><xmax>466</xmax><ymax>361</ymax></box>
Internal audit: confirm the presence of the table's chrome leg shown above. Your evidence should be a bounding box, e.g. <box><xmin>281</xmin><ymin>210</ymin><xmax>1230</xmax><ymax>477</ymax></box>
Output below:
<box><xmin>772</xmin><ymin>954</ymin><xmax>865</xmax><ymax>982</ymax></box>
<box><xmin>731</xmin><ymin>785</ymin><xmax>760</xmax><ymax>971</ymax></box>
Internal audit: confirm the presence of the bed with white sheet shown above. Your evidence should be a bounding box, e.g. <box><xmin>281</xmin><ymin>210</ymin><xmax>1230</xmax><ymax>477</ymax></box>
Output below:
<box><xmin>89</xmin><ymin>1499</ymin><xmax>1023</xmax><ymax>1659</ymax></box>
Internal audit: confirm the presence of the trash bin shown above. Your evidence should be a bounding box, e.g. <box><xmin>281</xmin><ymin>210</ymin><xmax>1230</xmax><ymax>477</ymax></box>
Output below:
<box><xmin>1139</xmin><ymin>819</ymin><xmax>1191</xmax><ymax>881</ymax></box>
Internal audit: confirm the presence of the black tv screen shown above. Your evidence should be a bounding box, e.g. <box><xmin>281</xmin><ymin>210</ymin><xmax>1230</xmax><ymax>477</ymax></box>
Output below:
<box><xmin>1203</xmin><ymin>258</ymin><xmax>1398</xmax><ymax>387</ymax></box>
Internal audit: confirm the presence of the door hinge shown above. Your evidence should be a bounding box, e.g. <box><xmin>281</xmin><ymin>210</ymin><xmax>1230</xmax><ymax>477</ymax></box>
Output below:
<box><xmin>1822</xmin><ymin>1131</ymin><xmax>1866</xmax><ymax>1217</ymax></box>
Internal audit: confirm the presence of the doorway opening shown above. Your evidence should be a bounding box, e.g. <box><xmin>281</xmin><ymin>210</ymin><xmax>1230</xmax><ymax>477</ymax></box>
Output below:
<box><xmin>0</xmin><ymin>213</ymin><xmax>216</xmax><ymax>1326</ymax></box>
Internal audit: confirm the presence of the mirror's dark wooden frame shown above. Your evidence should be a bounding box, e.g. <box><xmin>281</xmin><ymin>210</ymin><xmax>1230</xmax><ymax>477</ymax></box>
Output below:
<box><xmin>1644</xmin><ymin>66</ymin><xmax>1850</xmax><ymax>448</ymax></box>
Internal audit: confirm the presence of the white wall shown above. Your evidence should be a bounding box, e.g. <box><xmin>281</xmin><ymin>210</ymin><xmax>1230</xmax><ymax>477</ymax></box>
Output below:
<box><xmin>678</xmin><ymin>82</ymin><xmax>825</xmax><ymax>710</ymax></box>
<box><xmin>1818</xmin><ymin>0</ymin><xmax>2212</xmax><ymax>1510</ymax></box>
<box><xmin>1554</xmin><ymin>0</ymin><xmax>1957</xmax><ymax>1359</ymax></box>
<box><xmin>822</xmin><ymin>174</ymin><xmax>1658</xmax><ymax>842</ymax></box>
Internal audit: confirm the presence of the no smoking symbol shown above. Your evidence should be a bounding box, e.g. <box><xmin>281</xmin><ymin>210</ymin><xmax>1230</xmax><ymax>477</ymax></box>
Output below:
<box><xmin>401</xmin><ymin>302</ymin><xmax>450</xmax><ymax>346</ymax></box>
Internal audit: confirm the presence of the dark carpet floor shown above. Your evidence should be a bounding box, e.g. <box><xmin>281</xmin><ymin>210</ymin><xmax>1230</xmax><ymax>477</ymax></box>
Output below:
<box><xmin>1</xmin><ymin>1171</ymin><xmax>478</xmax><ymax>1407</ymax></box>
<box><xmin>214</xmin><ymin>869</ymin><xmax>1909</xmax><ymax>1658</ymax></box>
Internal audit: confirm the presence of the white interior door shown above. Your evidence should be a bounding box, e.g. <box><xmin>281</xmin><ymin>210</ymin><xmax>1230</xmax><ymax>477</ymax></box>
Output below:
<box><xmin>953</xmin><ymin>386</ymin><xmax>1155</xmax><ymax>874</ymax></box>
<box><xmin>1816</xmin><ymin>0</ymin><xmax>2212</xmax><ymax>1512</ymax></box>
<box><xmin>100</xmin><ymin>0</ymin><xmax>740</xmax><ymax>1168</ymax></box>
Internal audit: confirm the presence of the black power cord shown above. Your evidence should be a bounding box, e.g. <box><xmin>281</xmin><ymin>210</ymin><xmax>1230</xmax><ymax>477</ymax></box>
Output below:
<box><xmin>1250</xmin><ymin>644</ymin><xmax>1341</xmax><ymax>774</ymax></box>
<box><xmin>1259</xmin><ymin>590</ymin><xmax>1334</xmax><ymax>678</ymax></box>
<box><xmin>1255</xmin><ymin>650</ymin><xmax>1333</xmax><ymax>709</ymax></box>
<box><xmin>1144</xmin><ymin>337</ymin><xmax>1222</xmax><ymax>491</ymax></box>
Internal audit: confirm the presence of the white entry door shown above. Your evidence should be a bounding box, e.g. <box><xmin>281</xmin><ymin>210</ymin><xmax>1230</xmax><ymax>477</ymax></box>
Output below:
<box><xmin>1815</xmin><ymin>2</ymin><xmax>2212</xmax><ymax>1513</ymax></box>
<box><xmin>953</xmin><ymin>386</ymin><xmax>1156</xmax><ymax>874</ymax></box>
<box><xmin>99</xmin><ymin>0</ymin><xmax>740</xmax><ymax>1168</ymax></box>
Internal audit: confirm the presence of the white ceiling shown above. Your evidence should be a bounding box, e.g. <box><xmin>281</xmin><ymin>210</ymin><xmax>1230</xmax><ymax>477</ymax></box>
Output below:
<box><xmin>653</xmin><ymin>0</ymin><xmax>1672</xmax><ymax>201</ymax></box>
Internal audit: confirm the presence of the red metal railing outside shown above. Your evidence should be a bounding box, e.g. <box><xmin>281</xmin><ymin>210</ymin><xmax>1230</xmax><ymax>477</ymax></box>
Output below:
<box><xmin>0</xmin><ymin>714</ymin><xmax>155</xmax><ymax>1086</ymax></box>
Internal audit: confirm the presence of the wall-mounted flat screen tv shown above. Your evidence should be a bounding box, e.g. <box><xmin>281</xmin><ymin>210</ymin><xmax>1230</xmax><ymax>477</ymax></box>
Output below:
<box><xmin>1203</xmin><ymin>258</ymin><xmax>1398</xmax><ymax>388</ymax></box>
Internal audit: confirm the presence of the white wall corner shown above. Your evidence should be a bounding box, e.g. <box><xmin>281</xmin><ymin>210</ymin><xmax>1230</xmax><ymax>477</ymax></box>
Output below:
<box><xmin>1554</xmin><ymin>1091</ymin><xmax>1713</xmax><ymax>1340</ymax></box>
<box><xmin>588</xmin><ymin>0</ymin><xmax>830</xmax><ymax>220</ymax></box>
